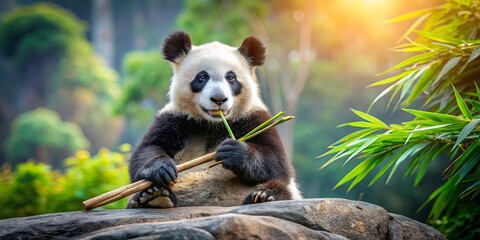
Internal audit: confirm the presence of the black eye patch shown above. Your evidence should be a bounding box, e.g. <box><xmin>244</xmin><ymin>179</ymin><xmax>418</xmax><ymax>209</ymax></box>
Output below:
<box><xmin>191</xmin><ymin>71</ymin><xmax>209</xmax><ymax>92</ymax></box>
<box><xmin>225</xmin><ymin>71</ymin><xmax>242</xmax><ymax>95</ymax></box>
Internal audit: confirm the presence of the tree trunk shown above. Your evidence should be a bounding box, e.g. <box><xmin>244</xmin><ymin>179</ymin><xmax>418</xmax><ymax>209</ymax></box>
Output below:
<box><xmin>92</xmin><ymin>0</ymin><xmax>115</xmax><ymax>67</ymax></box>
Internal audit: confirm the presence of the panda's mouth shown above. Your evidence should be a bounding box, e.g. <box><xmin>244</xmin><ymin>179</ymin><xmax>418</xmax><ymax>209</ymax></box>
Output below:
<box><xmin>201</xmin><ymin>107</ymin><xmax>229</xmax><ymax>118</ymax></box>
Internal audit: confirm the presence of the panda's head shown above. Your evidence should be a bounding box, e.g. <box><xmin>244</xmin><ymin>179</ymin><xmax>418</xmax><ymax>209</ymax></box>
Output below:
<box><xmin>161</xmin><ymin>31</ymin><xmax>267</xmax><ymax>122</ymax></box>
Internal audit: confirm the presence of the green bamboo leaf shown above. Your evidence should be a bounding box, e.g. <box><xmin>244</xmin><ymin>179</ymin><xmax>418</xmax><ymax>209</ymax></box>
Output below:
<box><xmin>448</xmin><ymin>139</ymin><xmax>480</xmax><ymax>181</ymax></box>
<box><xmin>476</xmin><ymin>82</ymin><xmax>480</xmax><ymax>101</ymax></box>
<box><xmin>386</xmin><ymin>143</ymin><xmax>427</xmax><ymax>184</ymax></box>
<box><xmin>334</xmin><ymin>163</ymin><xmax>364</xmax><ymax>189</ymax></box>
<box><xmin>240</xmin><ymin>116</ymin><xmax>294</xmax><ymax>142</ymax></box>
<box><xmin>334</xmin><ymin>158</ymin><xmax>379</xmax><ymax>190</ymax></box>
<box><xmin>461</xmin><ymin>172</ymin><xmax>480</xmax><ymax>183</ymax></box>
<box><xmin>345</xmin><ymin>137</ymin><xmax>379</xmax><ymax>158</ymax></box>
<box><xmin>416</xmin><ymin>31</ymin><xmax>463</xmax><ymax>44</ymax></box>
<box><xmin>351</xmin><ymin>109</ymin><xmax>388</xmax><ymax>128</ymax></box>
<box><xmin>452</xmin><ymin>84</ymin><xmax>472</xmax><ymax>120</ymax></box>
<box><xmin>330</xmin><ymin>129</ymin><xmax>378</xmax><ymax>146</ymax></box>
<box><xmin>414</xmin><ymin>151</ymin><xmax>436</xmax><ymax>186</ymax></box>
<box><xmin>338</xmin><ymin>121</ymin><xmax>383</xmax><ymax>129</ymax></box>
<box><xmin>471</xmin><ymin>100</ymin><xmax>480</xmax><ymax>112</ymax></box>
<box><xmin>459</xmin><ymin>46</ymin><xmax>480</xmax><ymax>73</ymax></box>
<box><xmin>467</xmin><ymin>47</ymin><xmax>480</xmax><ymax>66</ymax></box>
<box><xmin>387</xmin><ymin>82</ymin><xmax>403</xmax><ymax>110</ymax></box>
<box><xmin>348</xmin><ymin>158</ymin><xmax>380</xmax><ymax>191</ymax></box>
<box><xmin>398</xmin><ymin>67</ymin><xmax>429</xmax><ymax>105</ymax></box>
<box><xmin>396</xmin><ymin>12</ymin><xmax>431</xmax><ymax>44</ymax></box>
<box><xmin>393</xmin><ymin>46</ymin><xmax>428</xmax><ymax>53</ymax></box>
<box><xmin>346</xmin><ymin>137</ymin><xmax>372</xmax><ymax>148</ymax></box>
<box><xmin>405</xmin><ymin>62</ymin><xmax>441</xmax><ymax>106</ymax></box>
<box><xmin>425</xmin><ymin>180</ymin><xmax>456</xmax><ymax>219</ymax></box>
<box><xmin>431</xmin><ymin>42</ymin><xmax>456</xmax><ymax>49</ymax></box>
<box><xmin>345</xmin><ymin>137</ymin><xmax>379</xmax><ymax>163</ymax></box>
<box><xmin>319</xmin><ymin>149</ymin><xmax>355</xmax><ymax>170</ymax></box>
<box><xmin>318</xmin><ymin>145</ymin><xmax>344</xmax><ymax>159</ymax></box>
<box><xmin>377</xmin><ymin>52</ymin><xmax>436</xmax><ymax>76</ymax></box>
<box><xmin>404</xmin><ymin>108</ymin><xmax>466</xmax><ymax>122</ymax></box>
<box><xmin>410</xmin><ymin>124</ymin><xmax>451</xmax><ymax>132</ymax></box>
<box><xmin>452</xmin><ymin>119</ymin><xmax>480</xmax><ymax>151</ymax></box>
<box><xmin>432</xmin><ymin>57</ymin><xmax>462</xmax><ymax>85</ymax></box>
<box><xmin>241</xmin><ymin>111</ymin><xmax>284</xmax><ymax>139</ymax></box>
<box><xmin>404</xmin><ymin>125</ymin><xmax>420</xmax><ymax>145</ymax></box>
<box><xmin>368</xmin><ymin>85</ymin><xmax>395</xmax><ymax>113</ymax></box>
<box><xmin>414</xmin><ymin>145</ymin><xmax>447</xmax><ymax>186</ymax></box>
<box><xmin>369</xmin><ymin>70</ymin><xmax>414</xmax><ymax>87</ymax></box>
<box><xmin>450</xmin><ymin>154</ymin><xmax>480</xmax><ymax>186</ymax></box>
<box><xmin>460</xmin><ymin>180</ymin><xmax>480</xmax><ymax>198</ymax></box>
<box><xmin>369</xmin><ymin>156</ymin><xmax>397</xmax><ymax>186</ymax></box>
<box><xmin>445</xmin><ymin>138</ymin><xmax>480</xmax><ymax>179</ymax></box>
<box><xmin>420</xmin><ymin>181</ymin><xmax>448</xmax><ymax>210</ymax></box>
<box><xmin>384</xmin><ymin>7</ymin><xmax>436</xmax><ymax>23</ymax></box>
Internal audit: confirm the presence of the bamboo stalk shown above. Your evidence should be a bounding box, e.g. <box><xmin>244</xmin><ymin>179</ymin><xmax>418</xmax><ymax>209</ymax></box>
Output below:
<box><xmin>83</xmin><ymin>152</ymin><xmax>216</xmax><ymax>210</ymax></box>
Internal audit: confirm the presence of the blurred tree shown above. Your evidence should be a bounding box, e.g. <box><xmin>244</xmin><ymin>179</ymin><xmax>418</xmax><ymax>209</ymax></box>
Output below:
<box><xmin>5</xmin><ymin>108</ymin><xmax>89</xmax><ymax>168</ymax></box>
<box><xmin>320</xmin><ymin>0</ymin><xmax>480</xmax><ymax>238</ymax></box>
<box><xmin>115</xmin><ymin>50</ymin><xmax>171</xmax><ymax>128</ymax></box>
<box><xmin>92</xmin><ymin>0</ymin><xmax>114</xmax><ymax>67</ymax></box>
<box><xmin>0</xmin><ymin>3</ymin><xmax>123</xmax><ymax>165</ymax></box>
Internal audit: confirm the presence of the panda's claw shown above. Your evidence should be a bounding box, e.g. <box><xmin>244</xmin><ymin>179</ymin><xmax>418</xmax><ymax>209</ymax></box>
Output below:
<box><xmin>253</xmin><ymin>191</ymin><xmax>260</xmax><ymax>203</ymax></box>
<box><xmin>243</xmin><ymin>179</ymin><xmax>292</xmax><ymax>205</ymax></box>
<box><xmin>249</xmin><ymin>189</ymin><xmax>273</xmax><ymax>204</ymax></box>
<box><xmin>129</xmin><ymin>186</ymin><xmax>177</xmax><ymax>208</ymax></box>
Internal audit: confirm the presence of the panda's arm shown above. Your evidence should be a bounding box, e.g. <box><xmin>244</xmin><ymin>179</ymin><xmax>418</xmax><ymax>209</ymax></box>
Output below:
<box><xmin>215</xmin><ymin>110</ymin><xmax>293</xmax><ymax>185</ymax></box>
<box><xmin>128</xmin><ymin>113</ymin><xmax>186</xmax><ymax>187</ymax></box>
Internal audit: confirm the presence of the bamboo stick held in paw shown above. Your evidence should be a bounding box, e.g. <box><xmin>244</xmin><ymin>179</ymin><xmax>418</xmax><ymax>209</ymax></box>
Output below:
<box><xmin>82</xmin><ymin>152</ymin><xmax>216</xmax><ymax>210</ymax></box>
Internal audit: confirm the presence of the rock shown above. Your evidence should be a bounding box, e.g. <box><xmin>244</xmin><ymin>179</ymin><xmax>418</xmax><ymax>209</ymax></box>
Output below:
<box><xmin>0</xmin><ymin>198</ymin><xmax>446</xmax><ymax>240</ymax></box>
<box><xmin>80</xmin><ymin>214</ymin><xmax>348</xmax><ymax>240</ymax></box>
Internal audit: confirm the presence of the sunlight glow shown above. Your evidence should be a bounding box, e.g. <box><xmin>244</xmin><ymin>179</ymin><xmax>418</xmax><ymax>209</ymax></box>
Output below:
<box><xmin>339</xmin><ymin>0</ymin><xmax>393</xmax><ymax>12</ymax></box>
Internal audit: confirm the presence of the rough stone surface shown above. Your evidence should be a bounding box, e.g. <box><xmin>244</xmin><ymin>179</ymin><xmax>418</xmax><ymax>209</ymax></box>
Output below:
<box><xmin>0</xmin><ymin>198</ymin><xmax>446</xmax><ymax>240</ymax></box>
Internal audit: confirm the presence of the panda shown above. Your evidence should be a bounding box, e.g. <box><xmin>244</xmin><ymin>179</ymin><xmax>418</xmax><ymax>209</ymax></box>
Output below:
<box><xmin>127</xmin><ymin>31</ymin><xmax>301</xmax><ymax>208</ymax></box>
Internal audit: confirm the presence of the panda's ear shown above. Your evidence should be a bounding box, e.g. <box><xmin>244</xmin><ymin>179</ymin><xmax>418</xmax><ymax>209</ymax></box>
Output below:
<box><xmin>238</xmin><ymin>36</ymin><xmax>266</xmax><ymax>66</ymax></box>
<box><xmin>162</xmin><ymin>31</ymin><xmax>192</xmax><ymax>63</ymax></box>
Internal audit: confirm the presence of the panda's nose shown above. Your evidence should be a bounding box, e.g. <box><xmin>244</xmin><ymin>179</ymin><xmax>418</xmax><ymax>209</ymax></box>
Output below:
<box><xmin>210</xmin><ymin>96</ymin><xmax>228</xmax><ymax>106</ymax></box>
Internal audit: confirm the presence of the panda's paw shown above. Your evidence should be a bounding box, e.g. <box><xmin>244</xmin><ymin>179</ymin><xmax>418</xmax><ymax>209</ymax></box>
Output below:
<box><xmin>215</xmin><ymin>139</ymin><xmax>250</xmax><ymax>170</ymax></box>
<box><xmin>244</xmin><ymin>189</ymin><xmax>277</xmax><ymax>204</ymax></box>
<box><xmin>242</xmin><ymin>179</ymin><xmax>292</xmax><ymax>205</ymax></box>
<box><xmin>139</xmin><ymin>157</ymin><xmax>177</xmax><ymax>188</ymax></box>
<box><xmin>128</xmin><ymin>186</ymin><xmax>177</xmax><ymax>208</ymax></box>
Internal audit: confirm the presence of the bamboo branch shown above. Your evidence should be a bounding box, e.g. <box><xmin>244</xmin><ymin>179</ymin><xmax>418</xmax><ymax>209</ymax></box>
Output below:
<box><xmin>82</xmin><ymin>152</ymin><xmax>216</xmax><ymax>210</ymax></box>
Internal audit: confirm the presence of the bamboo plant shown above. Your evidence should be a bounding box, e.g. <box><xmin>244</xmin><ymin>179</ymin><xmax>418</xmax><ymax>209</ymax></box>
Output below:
<box><xmin>320</xmin><ymin>1</ymin><xmax>480</xmax><ymax>238</ymax></box>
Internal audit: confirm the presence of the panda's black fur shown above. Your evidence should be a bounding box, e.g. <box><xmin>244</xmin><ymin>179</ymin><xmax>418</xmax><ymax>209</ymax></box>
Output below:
<box><xmin>127</xmin><ymin>31</ymin><xmax>301</xmax><ymax>208</ymax></box>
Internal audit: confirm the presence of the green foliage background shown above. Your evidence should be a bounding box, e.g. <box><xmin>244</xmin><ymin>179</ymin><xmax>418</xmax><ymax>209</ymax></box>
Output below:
<box><xmin>0</xmin><ymin>3</ymin><xmax>123</xmax><ymax>168</ymax></box>
<box><xmin>5</xmin><ymin>108</ymin><xmax>89</xmax><ymax>164</ymax></box>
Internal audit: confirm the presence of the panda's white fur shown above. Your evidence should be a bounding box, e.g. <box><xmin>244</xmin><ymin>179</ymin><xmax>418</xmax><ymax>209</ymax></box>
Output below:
<box><xmin>127</xmin><ymin>32</ymin><xmax>301</xmax><ymax>208</ymax></box>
